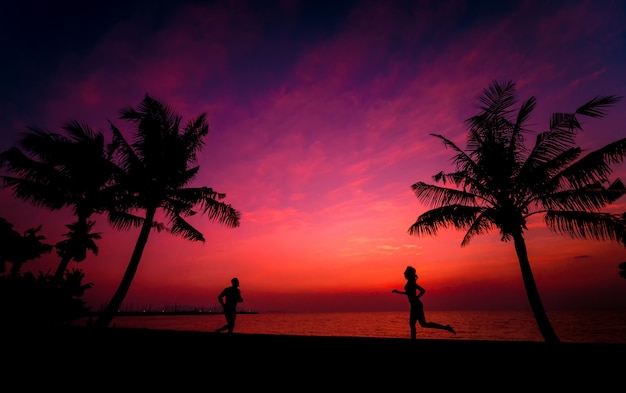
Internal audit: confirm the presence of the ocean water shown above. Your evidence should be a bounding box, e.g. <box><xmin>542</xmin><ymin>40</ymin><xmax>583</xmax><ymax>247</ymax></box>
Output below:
<box><xmin>81</xmin><ymin>310</ymin><xmax>626</xmax><ymax>343</ymax></box>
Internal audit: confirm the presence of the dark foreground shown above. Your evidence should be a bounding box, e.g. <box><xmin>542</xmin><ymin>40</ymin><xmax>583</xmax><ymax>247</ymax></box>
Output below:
<box><xmin>6</xmin><ymin>326</ymin><xmax>625</xmax><ymax>389</ymax></box>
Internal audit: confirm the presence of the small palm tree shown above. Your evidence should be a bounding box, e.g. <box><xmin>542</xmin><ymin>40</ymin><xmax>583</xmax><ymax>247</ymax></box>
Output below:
<box><xmin>408</xmin><ymin>80</ymin><xmax>626</xmax><ymax>343</ymax></box>
<box><xmin>54</xmin><ymin>220</ymin><xmax>101</xmax><ymax>280</ymax></box>
<box><xmin>93</xmin><ymin>94</ymin><xmax>241</xmax><ymax>328</ymax></box>
<box><xmin>0</xmin><ymin>217</ymin><xmax>53</xmax><ymax>275</ymax></box>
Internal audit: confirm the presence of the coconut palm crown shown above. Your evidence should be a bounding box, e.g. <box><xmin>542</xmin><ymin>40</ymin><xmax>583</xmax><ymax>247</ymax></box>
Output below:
<box><xmin>408</xmin><ymin>80</ymin><xmax>626</xmax><ymax>343</ymax></box>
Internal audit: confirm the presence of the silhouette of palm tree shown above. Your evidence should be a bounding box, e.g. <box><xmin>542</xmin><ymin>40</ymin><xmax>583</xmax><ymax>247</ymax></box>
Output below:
<box><xmin>0</xmin><ymin>121</ymin><xmax>119</xmax><ymax>282</ymax></box>
<box><xmin>0</xmin><ymin>217</ymin><xmax>93</xmax><ymax>327</ymax></box>
<box><xmin>408</xmin><ymin>80</ymin><xmax>626</xmax><ymax>343</ymax></box>
<box><xmin>0</xmin><ymin>217</ymin><xmax>53</xmax><ymax>275</ymax></box>
<box><xmin>93</xmin><ymin>94</ymin><xmax>241</xmax><ymax>328</ymax></box>
<box><xmin>54</xmin><ymin>219</ymin><xmax>101</xmax><ymax>276</ymax></box>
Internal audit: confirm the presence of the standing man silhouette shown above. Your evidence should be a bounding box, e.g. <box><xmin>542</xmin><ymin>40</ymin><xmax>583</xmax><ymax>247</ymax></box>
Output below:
<box><xmin>392</xmin><ymin>266</ymin><xmax>456</xmax><ymax>339</ymax></box>
<box><xmin>216</xmin><ymin>277</ymin><xmax>243</xmax><ymax>334</ymax></box>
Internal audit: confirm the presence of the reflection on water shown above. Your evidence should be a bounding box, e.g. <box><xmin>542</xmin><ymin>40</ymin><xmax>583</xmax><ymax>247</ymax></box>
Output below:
<box><xmin>76</xmin><ymin>310</ymin><xmax>626</xmax><ymax>343</ymax></box>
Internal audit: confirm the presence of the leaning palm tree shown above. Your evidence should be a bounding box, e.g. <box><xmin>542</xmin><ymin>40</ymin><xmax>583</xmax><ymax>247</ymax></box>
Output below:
<box><xmin>408</xmin><ymin>80</ymin><xmax>626</xmax><ymax>343</ymax></box>
<box><xmin>93</xmin><ymin>94</ymin><xmax>241</xmax><ymax>328</ymax></box>
<box><xmin>0</xmin><ymin>122</ymin><xmax>119</xmax><ymax>281</ymax></box>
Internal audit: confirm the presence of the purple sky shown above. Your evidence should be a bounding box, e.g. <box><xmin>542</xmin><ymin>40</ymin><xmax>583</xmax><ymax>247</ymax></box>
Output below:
<box><xmin>2</xmin><ymin>0</ymin><xmax>626</xmax><ymax>312</ymax></box>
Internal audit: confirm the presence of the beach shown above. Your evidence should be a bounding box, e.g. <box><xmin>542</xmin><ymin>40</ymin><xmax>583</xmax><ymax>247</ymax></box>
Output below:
<box><xmin>7</xmin><ymin>326</ymin><xmax>624</xmax><ymax>390</ymax></box>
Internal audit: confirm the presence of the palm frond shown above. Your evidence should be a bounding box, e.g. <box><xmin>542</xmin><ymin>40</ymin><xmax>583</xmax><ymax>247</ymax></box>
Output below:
<box><xmin>514</xmin><ymin>96</ymin><xmax>536</xmax><ymax>129</ymax></box>
<box><xmin>607</xmin><ymin>179</ymin><xmax>626</xmax><ymax>202</ymax></box>
<box><xmin>473</xmin><ymin>80</ymin><xmax>517</xmax><ymax>119</ymax></box>
<box><xmin>0</xmin><ymin>147</ymin><xmax>65</xmax><ymax>185</ymax></box>
<box><xmin>429</xmin><ymin>133</ymin><xmax>466</xmax><ymax>156</ymax></box>
<box><xmin>120</xmin><ymin>94</ymin><xmax>179</xmax><ymax>138</ymax></box>
<box><xmin>170</xmin><ymin>166</ymin><xmax>200</xmax><ymax>189</ymax></box>
<box><xmin>162</xmin><ymin>196</ymin><xmax>197</xmax><ymax>221</ymax></box>
<box><xmin>411</xmin><ymin>181</ymin><xmax>477</xmax><ymax>208</ymax></box>
<box><xmin>529</xmin><ymin>129</ymin><xmax>577</xmax><ymax>165</ymax></box>
<box><xmin>62</xmin><ymin>120</ymin><xmax>98</xmax><ymax>142</ymax></box>
<box><xmin>549</xmin><ymin>95</ymin><xmax>622</xmax><ymax>133</ymax></box>
<box><xmin>166</xmin><ymin>186</ymin><xmax>213</xmax><ymax>208</ymax></box>
<box><xmin>169</xmin><ymin>215</ymin><xmax>205</xmax><ymax>242</ymax></box>
<box><xmin>506</xmin><ymin>96</ymin><xmax>535</xmax><ymax>161</ymax></box>
<box><xmin>2</xmin><ymin>176</ymin><xmax>67</xmax><ymax>209</ymax></box>
<box><xmin>575</xmin><ymin>95</ymin><xmax>622</xmax><ymax>118</ymax></box>
<box><xmin>544</xmin><ymin>211</ymin><xmax>624</xmax><ymax>242</ymax></box>
<box><xmin>540</xmin><ymin>180</ymin><xmax>626</xmax><ymax>211</ymax></box>
<box><xmin>151</xmin><ymin>221</ymin><xmax>167</xmax><ymax>232</ymax></box>
<box><xmin>549</xmin><ymin>113</ymin><xmax>581</xmax><ymax>132</ymax></box>
<box><xmin>556</xmin><ymin>138</ymin><xmax>626</xmax><ymax>188</ymax></box>
<box><xmin>17</xmin><ymin>127</ymin><xmax>71</xmax><ymax>162</ymax></box>
<box><xmin>199</xmin><ymin>199</ymin><xmax>241</xmax><ymax>228</ymax></box>
<box><xmin>181</xmin><ymin>113</ymin><xmax>209</xmax><ymax>155</ymax></box>
<box><xmin>460</xmin><ymin>210</ymin><xmax>498</xmax><ymax>246</ymax></box>
<box><xmin>106</xmin><ymin>210</ymin><xmax>144</xmax><ymax>231</ymax></box>
<box><xmin>432</xmin><ymin>171</ymin><xmax>467</xmax><ymax>187</ymax></box>
<box><xmin>520</xmin><ymin>146</ymin><xmax>581</xmax><ymax>194</ymax></box>
<box><xmin>408</xmin><ymin>205</ymin><xmax>483</xmax><ymax>236</ymax></box>
<box><xmin>430</xmin><ymin>134</ymin><xmax>483</xmax><ymax>181</ymax></box>
<box><xmin>108</xmin><ymin>120</ymin><xmax>142</xmax><ymax>173</ymax></box>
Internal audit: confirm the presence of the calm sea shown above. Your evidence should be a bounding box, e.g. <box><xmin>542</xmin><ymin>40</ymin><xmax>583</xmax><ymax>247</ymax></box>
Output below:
<box><xmin>78</xmin><ymin>310</ymin><xmax>626</xmax><ymax>344</ymax></box>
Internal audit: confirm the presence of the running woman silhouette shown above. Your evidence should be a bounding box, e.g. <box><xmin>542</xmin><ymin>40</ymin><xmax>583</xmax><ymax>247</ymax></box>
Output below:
<box><xmin>392</xmin><ymin>266</ymin><xmax>456</xmax><ymax>339</ymax></box>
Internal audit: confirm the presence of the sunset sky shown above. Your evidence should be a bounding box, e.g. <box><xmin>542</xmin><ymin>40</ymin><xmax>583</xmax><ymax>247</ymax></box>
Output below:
<box><xmin>2</xmin><ymin>0</ymin><xmax>626</xmax><ymax>313</ymax></box>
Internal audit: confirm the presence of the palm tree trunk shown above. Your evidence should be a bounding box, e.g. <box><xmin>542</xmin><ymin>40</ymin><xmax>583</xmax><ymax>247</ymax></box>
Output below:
<box><xmin>512</xmin><ymin>232</ymin><xmax>560</xmax><ymax>343</ymax></box>
<box><xmin>94</xmin><ymin>208</ymin><xmax>156</xmax><ymax>328</ymax></box>
<box><xmin>53</xmin><ymin>256</ymin><xmax>72</xmax><ymax>282</ymax></box>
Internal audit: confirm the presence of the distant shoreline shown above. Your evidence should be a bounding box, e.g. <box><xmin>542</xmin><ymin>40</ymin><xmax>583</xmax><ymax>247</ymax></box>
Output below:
<box><xmin>83</xmin><ymin>310</ymin><xmax>259</xmax><ymax>317</ymax></box>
